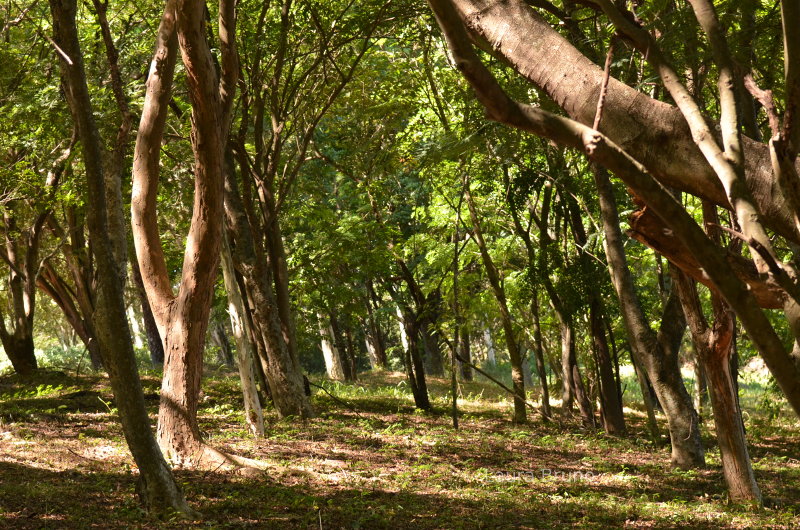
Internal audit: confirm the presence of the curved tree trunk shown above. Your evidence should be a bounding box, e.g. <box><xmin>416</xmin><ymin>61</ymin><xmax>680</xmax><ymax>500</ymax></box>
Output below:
<box><xmin>131</xmin><ymin>0</ymin><xmax>247</xmax><ymax>464</ymax></box>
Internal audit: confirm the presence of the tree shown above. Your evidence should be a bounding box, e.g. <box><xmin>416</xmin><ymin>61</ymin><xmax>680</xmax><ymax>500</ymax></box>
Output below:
<box><xmin>131</xmin><ymin>0</ymin><xmax>237</xmax><ymax>465</ymax></box>
<box><xmin>464</xmin><ymin>183</ymin><xmax>526</xmax><ymax>423</ymax></box>
<box><xmin>427</xmin><ymin>0</ymin><xmax>800</xmax><ymax>424</ymax></box>
<box><xmin>47</xmin><ymin>0</ymin><xmax>193</xmax><ymax>514</ymax></box>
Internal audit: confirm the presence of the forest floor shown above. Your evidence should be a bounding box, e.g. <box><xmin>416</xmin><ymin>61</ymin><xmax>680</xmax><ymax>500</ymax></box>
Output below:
<box><xmin>0</xmin><ymin>368</ymin><xmax>798</xmax><ymax>528</ymax></box>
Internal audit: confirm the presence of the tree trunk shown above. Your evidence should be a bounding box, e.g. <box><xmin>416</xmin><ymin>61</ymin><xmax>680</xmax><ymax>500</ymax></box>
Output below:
<box><xmin>396</xmin><ymin>305</ymin><xmax>431</xmax><ymax>410</ymax></box>
<box><xmin>675</xmin><ymin>271</ymin><xmax>761</xmax><ymax>505</ymax></box>
<box><xmin>521</xmin><ymin>351</ymin><xmax>534</xmax><ymax>388</ymax></box>
<box><xmin>318</xmin><ymin>313</ymin><xmax>346</xmax><ymax>381</ymax></box>
<box><xmin>363</xmin><ymin>315</ymin><xmax>386</xmax><ymax>370</ymax></box>
<box><xmin>558</xmin><ymin>316</ymin><xmax>595</xmax><ymax>427</ymax></box>
<box><xmin>591</xmin><ymin>300</ymin><xmax>626</xmax><ymax>434</ymax></box>
<box><xmin>692</xmin><ymin>345</ymin><xmax>709</xmax><ymax>419</ymax></box>
<box><xmin>1</xmin><ymin>334</ymin><xmax>37</xmax><ymax>376</ymax></box>
<box><xmin>483</xmin><ymin>328</ymin><xmax>496</xmax><ymax>365</ymax></box>
<box><xmin>631</xmin><ymin>350</ymin><xmax>660</xmax><ymax>442</ymax></box>
<box><xmin>210</xmin><ymin>323</ymin><xmax>234</xmax><ymax>368</ymax></box>
<box><xmin>329</xmin><ymin>313</ymin><xmax>355</xmax><ymax>381</ymax></box>
<box><xmin>422</xmin><ymin>324</ymin><xmax>445</xmax><ymax>376</ymax></box>
<box><xmin>558</xmin><ymin>314</ymin><xmax>574</xmax><ymax>411</ymax></box>
<box><xmin>221</xmin><ymin>232</ymin><xmax>264</xmax><ymax>437</ymax></box>
<box><xmin>154</xmin><ymin>0</ymin><xmax>228</xmax><ymax>461</ymax></box>
<box><xmin>365</xmin><ymin>281</ymin><xmax>388</xmax><ymax>369</ymax></box>
<box><xmin>263</xmin><ymin>197</ymin><xmax>301</xmax><ymax>371</ymax></box>
<box><xmin>127</xmin><ymin>305</ymin><xmax>145</xmax><ymax>350</ymax></box>
<box><xmin>343</xmin><ymin>325</ymin><xmax>359</xmax><ymax>381</ymax></box>
<box><xmin>223</xmin><ymin>156</ymin><xmax>314</xmax><ymax>418</ymax></box>
<box><xmin>49</xmin><ymin>0</ymin><xmax>193</xmax><ymax>514</ymax></box>
<box><xmin>131</xmin><ymin>0</ymin><xmax>248</xmax><ymax>464</ymax></box>
<box><xmin>459</xmin><ymin>328</ymin><xmax>473</xmax><ymax>381</ymax></box>
<box><xmin>465</xmin><ymin>186</ymin><xmax>525</xmax><ymax>423</ymax></box>
<box><xmin>531</xmin><ymin>296</ymin><xmax>551</xmax><ymax>418</ymax></box>
<box><xmin>593</xmin><ymin>166</ymin><xmax>704</xmax><ymax>467</ymax></box>
<box><xmin>0</xmin><ymin>210</ymin><xmax>43</xmax><ymax>376</ymax></box>
<box><xmin>132</xmin><ymin>258</ymin><xmax>164</xmax><ymax>366</ymax></box>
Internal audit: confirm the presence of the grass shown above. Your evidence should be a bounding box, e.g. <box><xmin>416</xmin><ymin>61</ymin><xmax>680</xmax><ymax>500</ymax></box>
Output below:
<box><xmin>0</xmin><ymin>366</ymin><xmax>798</xmax><ymax>528</ymax></box>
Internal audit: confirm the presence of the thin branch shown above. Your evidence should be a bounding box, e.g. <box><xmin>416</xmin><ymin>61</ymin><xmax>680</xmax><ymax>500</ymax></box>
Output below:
<box><xmin>742</xmin><ymin>73</ymin><xmax>780</xmax><ymax>137</ymax></box>
<box><xmin>592</xmin><ymin>37</ymin><xmax>614</xmax><ymax>130</ymax></box>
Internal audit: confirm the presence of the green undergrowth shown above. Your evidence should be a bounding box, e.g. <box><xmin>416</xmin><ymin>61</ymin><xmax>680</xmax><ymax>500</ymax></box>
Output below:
<box><xmin>0</xmin><ymin>369</ymin><xmax>798</xmax><ymax>528</ymax></box>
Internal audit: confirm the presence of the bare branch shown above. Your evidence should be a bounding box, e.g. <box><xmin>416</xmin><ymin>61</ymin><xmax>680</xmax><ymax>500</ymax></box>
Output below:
<box><xmin>592</xmin><ymin>38</ymin><xmax>614</xmax><ymax>131</ymax></box>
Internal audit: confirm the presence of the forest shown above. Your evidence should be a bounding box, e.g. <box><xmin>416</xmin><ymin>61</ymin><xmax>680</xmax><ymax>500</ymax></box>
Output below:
<box><xmin>1</xmin><ymin>0</ymin><xmax>799</xmax><ymax>527</ymax></box>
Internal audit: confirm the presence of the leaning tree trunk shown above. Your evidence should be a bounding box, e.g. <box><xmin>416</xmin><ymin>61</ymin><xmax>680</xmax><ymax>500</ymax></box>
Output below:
<box><xmin>221</xmin><ymin>232</ymin><xmax>264</xmax><ymax>437</ymax></box>
<box><xmin>49</xmin><ymin>0</ymin><xmax>192</xmax><ymax>514</ymax></box>
<box><xmin>465</xmin><ymin>186</ymin><xmax>526</xmax><ymax>423</ymax></box>
<box><xmin>222</xmin><ymin>155</ymin><xmax>313</xmax><ymax>417</ymax></box>
<box><xmin>593</xmin><ymin>166</ymin><xmax>704</xmax><ymax>468</ymax></box>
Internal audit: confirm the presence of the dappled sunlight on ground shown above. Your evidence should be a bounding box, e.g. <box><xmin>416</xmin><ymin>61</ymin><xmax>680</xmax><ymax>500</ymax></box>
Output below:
<box><xmin>0</xmin><ymin>369</ymin><xmax>798</xmax><ymax>528</ymax></box>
